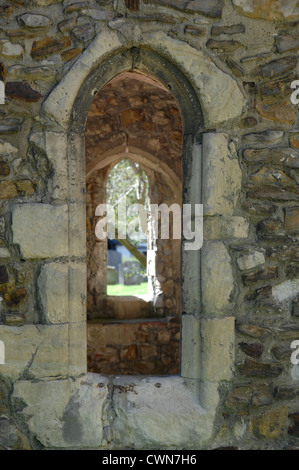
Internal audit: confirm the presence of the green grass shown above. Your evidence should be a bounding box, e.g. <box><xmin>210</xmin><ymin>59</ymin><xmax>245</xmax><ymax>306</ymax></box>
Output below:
<box><xmin>107</xmin><ymin>282</ymin><xmax>149</xmax><ymax>296</ymax></box>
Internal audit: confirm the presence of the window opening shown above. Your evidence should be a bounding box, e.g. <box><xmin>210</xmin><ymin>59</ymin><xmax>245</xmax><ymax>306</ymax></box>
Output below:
<box><xmin>86</xmin><ymin>71</ymin><xmax>182</xmax><ymax>376</ymax></box>
<box><xmin>106</xmin><ymin>158</ymin><xmax>149</xmax><ymax>299</ymax></box>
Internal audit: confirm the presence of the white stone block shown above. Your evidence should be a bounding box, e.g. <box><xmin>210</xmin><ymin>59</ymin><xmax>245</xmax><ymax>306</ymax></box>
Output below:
<box><xmin>237</xmin><ymin>251</ymin><xmax>265</xmax><ymax>271</ymax></box>
<box><xmin>12</xmin><ymin>203</ymin><xmax>68</xmax><ymax>259</ymax></box>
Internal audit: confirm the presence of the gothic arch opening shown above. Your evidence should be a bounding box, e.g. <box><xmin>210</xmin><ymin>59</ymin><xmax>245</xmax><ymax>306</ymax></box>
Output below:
<box><xmin>86</xmin><ymin>71</ymin><xmax>183</xmax><ymax>375</ymax></box>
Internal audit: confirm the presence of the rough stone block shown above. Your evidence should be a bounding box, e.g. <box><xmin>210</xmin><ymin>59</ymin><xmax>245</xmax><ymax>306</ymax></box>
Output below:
<box><xmin>204</xmin><ymin>216</ymin><xmax>249</xmax><ymax>240</ymax></box>
<box><xmin>284</xmin><ymin>207</ymin><xmax>299</xmax><ymax>232</ymax></box>
<box><xmin>38</xmin><ymin>262</ymin><xmax>69</xmax><ymax>324</ymax></box>
<box><xmin>237</xmin><ymin>251</ymin><xmax>265</xmax><ymax>271</ymax></box>
<box><xmin>12</xmin><ymin>374</ymin><xmax>108</xmax><ymax>448</ymax></box>
<box><xmin>0</xmin><ymin>324</ymin><xmax>69</xmax><ymax>378</ymax></box>
<box><xmin>12</xmin><ymin>203</ymin><xmax>68</xmax><ymax>259</ymax></box>
<box><xmin>201</xmin><ymin>241</ymin><xmax>235</xmax><ymax>315</ymax></box>
<box><xmin>112</xmin><ymin>375</ymin><xmax>214</xmax><ymax>449</ymax></box>
<box><xmin>29</xmin><ymin>132</ymin><xmax>68</xmax><ymax>201</ymax></box>
<box><xmin>200</xmin><ymin>316</ymin><xmax>235</xmax><ymax>382</ymax></box>
<box><xmin>232</xmin><ymin>0</ymin><xmax>299</xmax><ymax>21</ymax></box>
<box><xmin>202</xmin><ymin>133</ymin><xmax>242</xmax><ymax>216</ymax></box>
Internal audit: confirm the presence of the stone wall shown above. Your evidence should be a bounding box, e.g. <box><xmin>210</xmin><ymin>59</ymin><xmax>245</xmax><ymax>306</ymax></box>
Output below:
<box><xmin>0</xmin><ymin>0</ymin><xmax>298</xmax><ymax>451</ymax></box>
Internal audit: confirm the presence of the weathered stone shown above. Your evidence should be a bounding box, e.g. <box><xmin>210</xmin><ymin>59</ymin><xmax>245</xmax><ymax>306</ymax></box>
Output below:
<box><xmin>236</xmin><ymin>323</ymin><xmax>272</xmax><ymax>339</ymax></box>
<box><xmin>5</xmin><ymin>29</ymin><xmax>41</xmax><ymax>40</ymax></box>
<box><xmin>243</xmin><ymin>130</ymin><xmax>284</xmax><ymax>143</ymax></box>
<box><xmin>232</xmin><ymin>0</ymin><xmax>299</xmax><ymax>21</ymax></box>
<box><xmin>255</xmin><ymin>100</ymin><xmax>295</xmax><ymax>124</ymax></box>
<box><xmin>252</xmin><ymin>56</ymin><xmax>297</xmax><ymax>78</ymax></box>
<box><xmin>31</xmin><ymin>36</ymin><xmax>71</xmax><ymax>60</ymax></box>
<box><xmin>0</xmin><ymin>266</ymin><xmax>8</xmax><ymax>284</ymax></box>
<box><xmin>243</xmin><ymin>148</ymin><xmax>299</xmax><ymax>168</ymax></box>
<box><xmin>0</xmin><ymin>247</ymin><xmax>10</xmax><ymax>258</ymax></box>
<box><xmin>30</xmin><ymin>131</ymin><xmax>68</xmax><ymax>200</ymax></box>
<box><xmin>0</xmin><ymin>5</ymin><xmax>13</xmax><ymax>18</ymax></box>
<box><xmin>238</xmin><ymin>359</ymin><xmax>283</xmax><ymax>377</ymax></box>
<box><xmin>211</xmin><ymin>23</ymin><xmax>245</xmax><ymax>35</ymax></box>
<box><xmin>247</xmin><ymin>185</ymin><xmax>299</xmax><ymax>202</ymax></box>
<box><xmin>249</xmin><ymin>167</ymin><xmax>297</xmax><ymax>188</ymax></box>
<box><xmin>58</xmin><ymin>17</ymin><xmax>77</xmax><ymax>33</ymax></box>
<box><xmin>120</xmin><ymin>344</ymin><xmax>138</xmax><ymax>361</ymax></box>
<box><xmin>201</xmin><ymin>241</ymin><xmax>234</xmax><ymax>315</ymax></box>
<box><xmin>0</xmin><ymin>181</ymin><xmax>17</xmax><ymax>199</ymax></box>
<box><xmin>251</xmin><ymin>408</ymin><xmax>288</xmax><ymax>440</ymax></box>
<box><xmin>81</xmin><ymin>8</ymin><xmax>112</xmax><ymax>21</ymax></box>
<box><xmin>226</xmin><ymin>385</ymin><xmax>252</xmax><ymax>408</ymax></box>
<box><xmin>7</xmin><ymin>65</ymin><xmax>57</xmax><ymax>81</ymax></box>
<box><xmin>12</xmin><ymin>374</ymin><xmax>108</xmax><ymax>448</ymax></box>
<box><xmin>184</xmin><ymin>25</ymin><xmax>205</xmax><ymax>35</ymax></box>
<box><xmin>206</xmin><ymin>39</ymin><xmax>241</xmax><ymax>52</ymax></box>
<box><xmin>38</xmin><ymin>263</ymin><xmax>69</xmax><ymax>324</ymax></box>
<box><xmin>240</xmin><ymin>116</ymin><xmax>257</xmax><ymax>127</ymax></box>
<box><xmin>272</xmin><ymin>279</ymin><xmax>299</xmax><ymax>303</ymax></box>
<box><xmin>242</xmin><ymin>266</ymin><xmax>278</xmax><ymax>285</ymax></box>
<box><xmin>276</xmin><ymin>35</ymin><xmax>299</xmax><ymax>53</ymax></box>
<box><xmin>275</xmin><ymin>386</ymin><xmax>297</xmax><ymax>400</ymax></box>
<box><xmin>0</xmin><ymin>416</ymin><xmax>30</xmax><ymax>450</ymax></box>
<box><xmin>3</xmin><ymin>314</ymin><xmax>24</xmax><ymax>326</ymax></box>
<box><xmin>61</xmin><ymin>48</ymin><xmax>82</xmax><ymax>62</ymax></box>
<box><xmin>15</xmin><ymin>180</ymin><xmax>35</xmax><ymax>196</ymax></box>
<box><xmin>0</xmin><ymin>119</ymin><xmax>21</xmax><ymax>134</ymax></box>
<box><xmin>32</xmin><ymin>0</ymin><xmax>63</xmax><ymax>4</ymax></box>
<box><xmin>288</xmin><ymin>413</ymin><xmax>299</xmax><ymax>437</ymax></box>
<box><xmin>6</xmin><ymin>81</ymin><xmax>42</xmax><ymax>102</ymax></box>
<box><xmin>125</xmin><ymin>0</ymin><xmax>139</xmax><ymax>10</ymax></box>
<box><xmin>226</xmin><ymin>58</ymin><xmax>244</xmax><ymax>77</ymax></box>
<box><xmin>0</xmin><ymin>324</ymin><xmax>67</xmax><ymax>378</ymax></box>
<box><xmin>289</xmin><ymin>131</ymin><xmax>299</xmax><ymax>149</ymax></box>
<box><xmin>0</xmin><ymin>161</ymin><xmax>9</xmax><ymax>176</ymax></box>
<box><xmin>0</xmin><ymin>283</ymin><xmax>27</xmax><ymax>308</ymax></box>
<box><xmin>256</xmin><ymin>77</ymin><xmax>293</xmax><ymax>101</ymax></box>
<box><xmin>202</xmin><ymin>133</ymin><xmax>242</xmax><ymax>215</ymax></box>
<box><xmin>239</xmin><ymin>342</ymin><xmax>263</xmax><ymax>358</ymax></box>
<box><xmin>293</xmin><ymin>295</ymin><xmax>299</xmax><ymax>317</ymax></box>
<box><xmin>44</xmin><ymin>30</ymin><xmax>245</xmax><ymax>129</ymax></box>
<box><xmin>241</xmin><ymin>52</ymin><xmax>272</xmax><ymax>63</ymax></box>
<box><xmin>204</xmin><ymin>216</ymin><xmax>249</xmax><ymax>240</ymax></box>
<box><xmin>143</xmin><ymin>0</ymin><xmax>224</xmax><ymax>17</ymax></box>
<box><xmin>64</xmin><ymin>2</ymin><xmax>87</xmax><ymax>13</ymax></box>
<box><xmin>72</xmin><ymin>23</ymin><xmax>96</xmax><ymax>43</ymax></box>
<box><xmin>257</xmin><ymin>218</ymin><xmax>284</xmax><ymax>240</ymax></box>
<box><xmin>237</xmin><ymin>251</ymin><xmax>265</xmax><ymax>271</ymax></box>
<box><xmin>180</xmin><ymin>315</ymin><xmax>200</xmax><ymax>382</ymax></box>
<box><xmin>269</xmin><ymin>246</ymin><xmax>299</xmax><ymax>262</ymax></box>
<box><xmin>0</xmin><ymin>41</ymin><xmax>24</xmax><ymax>57</ymax></box>
<box><xmin>12</xmin><ymin>203</ymin><xmax>68</xmax><ymax>259</ymax></box>
<box><xmin>286</xmin><ymin>264</ymin><xmax>299</xmax><ymax>279</ymax></box>
<box><xmin>242</xmin><ymin>200</ymin><xmax>275</xmax><ymax>216</ymax></box>
<box><xmin>200</xmin><ymin>317</ymin><xmax>235</xmax><ymax>382</ymax></box>
<box><xmin>284</xmin><ymin>207</ymin><xmax>299</xmax><ymax>232</ymax></box>
<box><xmin>0</xmin><ymin>62</ymin><xmax>6</xmax><ymax>82</ymax></box>
<box><xmin>251</xmin><ymin>384</ymin><xmax>273</xmax><ymax>407</ymax></box>
<box><xmin>112</xmin><ymin>375</ymin><xmax>215</xmax><ymax>449</ymax></box>
<box><xmin>17</xmin><ymin>14</ymin><xmax>51</xmax><ymax>29</ymax></box>
<box><xmin>122</xmin><ymin>109</ymin><xmax>145</xmax><ymax>126</ymax></box>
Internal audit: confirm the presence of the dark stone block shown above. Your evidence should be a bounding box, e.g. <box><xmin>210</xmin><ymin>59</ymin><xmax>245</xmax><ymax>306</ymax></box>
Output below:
<box><xmin>0</xmin><ymin>266</ymin><xmax>8</xmax><ymax>284</ymax></box>
<box><xmin>6</xmin><ymin>81</ymin><xmax>42</xmax><ymax>102</ymax></box>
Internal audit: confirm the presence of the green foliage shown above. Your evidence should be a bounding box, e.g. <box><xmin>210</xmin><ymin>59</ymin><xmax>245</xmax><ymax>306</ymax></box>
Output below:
<box><xmin>106</xmin><ymin>158</ymin><xmax>149</xmax><ymax>246</ymax></box>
